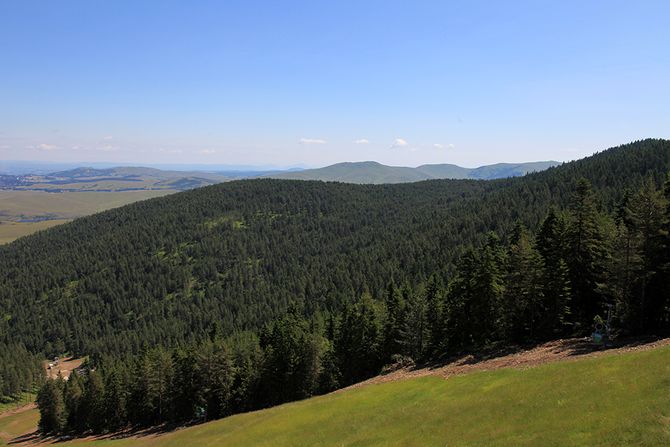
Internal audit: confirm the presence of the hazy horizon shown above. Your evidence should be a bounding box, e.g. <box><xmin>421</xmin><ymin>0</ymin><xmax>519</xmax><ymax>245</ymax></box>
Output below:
<box><xmin>1</xmin><ymin>1</ymin><xmax>668</xmax><ymax>167</ymax></box>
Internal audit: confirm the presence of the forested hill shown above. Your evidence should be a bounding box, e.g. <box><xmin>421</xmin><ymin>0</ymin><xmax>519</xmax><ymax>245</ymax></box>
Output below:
<box><xmin>266</xmin><ymin>160</ymin><xmax>560</xmax><ymax>183</ymax></box>
<box><xmin>0</xmin><ymin>139</ymin><xmax>669</xmax><ymax>358</ymax></box>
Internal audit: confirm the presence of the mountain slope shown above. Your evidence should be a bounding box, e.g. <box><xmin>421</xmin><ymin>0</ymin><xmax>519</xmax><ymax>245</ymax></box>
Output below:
<box><xmin>4</xmin><ymin>340</ymin><xmax>670</xmax><ymax>446</ymax></box>
<box><xmin>268</xmin><ymin>160</ymin><xmax>561</xmax><ymax>183</ymax></box>
<box><xmin>0</xmin><ymin>139</ymin><xmax>668</xmax><ymax>356</ymax></box>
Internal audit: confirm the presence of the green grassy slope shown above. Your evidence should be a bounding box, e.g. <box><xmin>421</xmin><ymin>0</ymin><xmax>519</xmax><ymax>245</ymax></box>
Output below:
<box><xmin>5</xmin><ymin>344</ymin><xmax>670</xmax><ymax>446</ymax></box>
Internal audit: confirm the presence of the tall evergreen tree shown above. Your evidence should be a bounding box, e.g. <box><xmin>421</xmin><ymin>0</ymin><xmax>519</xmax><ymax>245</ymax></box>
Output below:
<box><xmin>399</xmin><ymin>287</ymin><xmax>428</xmax><ymax>361</ymax></box>
<box><xmin>335</xmin><ymin>294</ymin><xmax>383</xmax><ymax>385</ymax></box>
<box><xmin>102</xmin><ymin>369</ymin><xmax>127</xmax><ymax>430</ymax></box>
<box><xmin>503</xmin><ymin>223</ymin><xmax>546</xmax><ymax>341</ymax></box>
<box><xmin>37</xmin><ymin>377</ymin><xmax>66</xmax><ymax>434</ymax></box>
<box><xmin>81</xmin><ymin>370</ymin><xmax>106</xmax><ymax>432</ymax></box>
<box><xmin>635</xmin><ymin>176</ymin><xmax>670</xmax><ymax>331</ymax></box>
<box><xmin>536</xmin><ymin>208</ymin><xmax>572</xmax><ymax>335</ymax></box>
<box><xmin>424</xmin><ymin>275</ymin><xmax>446</xmax><ymax>359</ymax></box>
<box><xmin>566</xmin><ymin>179</ymin><xmax>610</xmax><ymax>330</ymax></box>
<box><xmin>381</xmin><ymin>281</ymin><xmax>405</xmax><ymax>363</ymax></box>
<box><xmin>64</xmin><ymin>372</ymin><xmax>84</xmax><ymax>431</ymax></box>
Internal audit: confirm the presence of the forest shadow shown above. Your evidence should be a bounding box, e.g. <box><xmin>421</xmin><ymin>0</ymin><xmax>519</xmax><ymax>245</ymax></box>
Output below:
<box><xmin>414</xmin><ymin>335</ymin><xmax>665</xmax><ymax>373</ymax></box>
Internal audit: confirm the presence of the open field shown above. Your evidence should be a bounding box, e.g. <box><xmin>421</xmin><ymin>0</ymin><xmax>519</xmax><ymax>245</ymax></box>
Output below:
<box><xmin>0</xmin><ymin>220</ymin><xmax>68</xmax><ymax>244</ymax></box>
<box><xmin>0</xmin><ymin>190</ymin><xmax>174</xmax><ymax>244</ymax></box>
<box><xmin>44</xmin><ymin>358</ymin><xmax>85</xmax><ymax>381</ymax></box>
<box><xmin>2</xmin><ymin>339</ymin><xmax>670</xmax><ymax>446</ymax></box>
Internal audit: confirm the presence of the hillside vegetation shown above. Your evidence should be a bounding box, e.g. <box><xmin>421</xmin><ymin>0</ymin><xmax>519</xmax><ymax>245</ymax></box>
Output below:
<box><xmin>1</xmin><ymin>139</ymin><xmax>668</xmax><ymax>358</ymax></box>
<box><xmin>267</xmin><ymin>160</ymin><xmax>559</xmax><ymax>183</ymax></box>
<box><xmin>3</xmin><ymin>342</ymin><xmax>670</xmax><ymax>446</ymax></box>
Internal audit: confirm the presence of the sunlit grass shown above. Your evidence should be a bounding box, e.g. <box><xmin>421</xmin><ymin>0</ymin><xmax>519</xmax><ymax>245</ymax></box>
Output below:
<box><xmin>4</xmin><ymin>347</ymin><xmax>670</xmax><ymax>446</ymax></box>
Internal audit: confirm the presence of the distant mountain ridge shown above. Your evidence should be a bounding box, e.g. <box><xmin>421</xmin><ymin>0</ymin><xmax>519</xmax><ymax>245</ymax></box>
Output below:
<box><xmin>266</xmin><ymin>160</ymin><xmax>561</xmax><ymax>183</ymax></box>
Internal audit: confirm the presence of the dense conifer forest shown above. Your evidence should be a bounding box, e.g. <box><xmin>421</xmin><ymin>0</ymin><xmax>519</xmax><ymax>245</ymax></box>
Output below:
<box><xmin>0</xmin><ymin>139</ymin><xmax>669</xmax><ymax>433</ymax></box>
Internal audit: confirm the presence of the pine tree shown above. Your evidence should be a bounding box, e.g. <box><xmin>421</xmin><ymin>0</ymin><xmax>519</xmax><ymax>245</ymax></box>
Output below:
<box><xmin>102</xmin><ymin>369</ymin><xmax>127</xmax><ymax>430</ymax></box>
<box><xmin>199</xmin><ymin>342</ymin><xmax>234</xmax><ymax>420</ymax></box>
<box><xmin>381</xmin><ymin>280</ymin><xmax>405</xmax><ymax>363</ymax></box>
<box><xmin>335</xmin><ymin>294</ymin><xmax>382</xmax><ymax>385</ymax></box>
<box><xmin>503</xmin><ymin>223</ymin><xmax>546</xmax><ymax>341</ymax></box>
<box><xmin>399</xmin><ymin>287</ymin><xmax>428</xmax><ymax>361</ymax></box>
<box><xmin>37</xmin><ymin>377</ymin><xmax>66</xmax><ymax>434</ymax></box>
<box><xmin>566</xmin><ymin>179</ymin><xmax>610</xmax><ymax>331</ymax></box>
<box><xmin>171</xmin><ymin>349</ymin><xmax>202</xmax><ymax>422</ymax></box>
<box><xmin>81</xmin><ymin>370</ymin><xmax>105</xmax><ymax>432</ymax></box>
<box><xmin>424</xmin><ymin>275</ymin><xmax>446</xmax><ymax>359</ymax></box>
<box><xmin>445</xmin><ymin>235</ymin><xmax>506</xmax><ymax>350</ymax></box>
<box><xmin>536</xmin><ymin>208</ymin><xmax>572</xmax><ymax>335</ymax></box>
<box><xmin>64</xmin><ymin>372</ymin><xmax>84</xmax><ymax>431</ymax></box>
<box><xmin>636</xmin><ymin>175</ymin><xmax>670</xmax><ymax>331</ymax></box>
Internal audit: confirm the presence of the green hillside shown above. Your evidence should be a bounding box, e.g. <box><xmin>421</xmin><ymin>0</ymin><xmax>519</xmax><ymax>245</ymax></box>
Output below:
<box><xmin>0</xmin><ymin>139</ymin><xmax>668</xmax><ymax>358</ymax></box>
<box><xmin>3</xmin><ymin>342</ymin><xmax>670</xmax><ymax>446</ymax></box>
<box><xmin>268</xmin><ymin>160</ymin><xmax>560</xmax><ymax>183</ymax></box>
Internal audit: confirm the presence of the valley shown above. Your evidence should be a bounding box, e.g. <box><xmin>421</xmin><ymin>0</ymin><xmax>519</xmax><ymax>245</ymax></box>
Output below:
<box><xmin>3</xmin><ymin>3</ymin><xmax>668</xmax><ymax>444</ymax></box>
<box><xmin>0</xmin><ymin>190</ymin><xmax>173</xmax><ymax>244</ymax></box>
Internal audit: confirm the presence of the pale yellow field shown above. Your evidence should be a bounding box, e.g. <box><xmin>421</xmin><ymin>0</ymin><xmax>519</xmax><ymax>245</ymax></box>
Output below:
<box><xmin>0</xmin><ymin>190</ymin><xmax>175</xmax><ymax>244</ymax></box>
<box><xmin>0</xmin><ymin>220</ymin><xmax>70</xmax><ymax>244</ymax></box>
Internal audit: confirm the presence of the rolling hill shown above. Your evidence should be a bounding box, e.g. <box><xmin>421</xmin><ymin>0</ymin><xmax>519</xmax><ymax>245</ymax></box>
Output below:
<box><xmin>14</xmin><ymin>166</ymin><xmax>229</xmax><ymax>192</ymax></box>
<box><xmin>266</xmin><ymin>160</ymin><xmax>560</xmax><ymax>183</ymax></box>
<box><xmin>0</xmin><ymin>139</ymin><xmax>667</xmax><ymax>357</ymax></box>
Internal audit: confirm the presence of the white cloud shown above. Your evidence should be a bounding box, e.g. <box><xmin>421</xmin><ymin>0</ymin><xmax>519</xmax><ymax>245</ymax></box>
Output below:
<box><xmin>36</xmin><ymin>143</ymin><xmax>58</xmax><ymax>151</ymax></box>
<box><xmin>103</xmin><ymin>135</ymin><xmax>114</xmax><ymax>140</ymax></box>
<box><xmin>198</xmin><ymin>149</ymin><xmax>216</xmax><ymax>155</ymax></box>
<box><xmin>390</xmin><ymin>138</ymin><xmax>408</xmax><ymax>149</ymax></box>
<box><xmin>433</xmin><ymin>143</ymin><xmax>455</xmax><ymax>149</ymax></box>
<box><xmin>448</xmin><ymin>143</ymin><xmax>455</xmax><ymax>149</ymax></box>
<box><xmin>354</xmin><ymin>139</ymin><xmax>369</xmax><ymax>144</ymax></box>
<box><xmin>160</xmin><ymin>148</ymin><xmax>183</xmax><ymax>154</ymax></box>
<box><xmin>299</xmin><ymin>138</ymin><xmax>327</xmax><ymax>145</ymax></box>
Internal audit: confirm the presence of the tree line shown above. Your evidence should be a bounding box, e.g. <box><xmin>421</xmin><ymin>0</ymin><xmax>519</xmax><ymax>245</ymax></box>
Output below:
<box><xmin>37</xmin><ymin>173</ymin><xmax>670</xmax><ymax>435</ymax></box>
<box><xmin>0</xmin><ymin>342</ymin><xmax>43</xmax><ymax>402</ymax></box>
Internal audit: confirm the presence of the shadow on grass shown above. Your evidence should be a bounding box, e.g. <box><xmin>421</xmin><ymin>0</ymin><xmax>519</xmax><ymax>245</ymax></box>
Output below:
<box><xmin>409</xmin><ymin>335</ymin><xmax>666</xmax><ymax>374</ymax></box>
<box><xmin>10</xmin><ymin>423</ymin><xmax>190</xmax><ymax>445</ymax></box>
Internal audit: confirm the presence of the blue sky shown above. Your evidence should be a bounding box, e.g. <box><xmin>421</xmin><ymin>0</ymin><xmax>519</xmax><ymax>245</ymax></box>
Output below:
<box><xmin>1</xmin><ymin>1</ymin><xmax>669</xmax><ymax>168</ymax></box>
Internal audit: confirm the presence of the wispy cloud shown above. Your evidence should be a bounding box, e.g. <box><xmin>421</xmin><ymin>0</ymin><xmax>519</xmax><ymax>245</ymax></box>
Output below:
<box><xmin>390</xmin><ymin>138</ymin><xmax>408</xmax><ymax>149</ymax></box>
<box><xmin>198</xmin><ymin>149</ymin><xmax>216</xmax><ymax>155</ymax></box>
<box><xmin>434</xmin><ymin>143</ymin><xmax>455</xmax><ymax>149</ymax></box>
<box><xmin>354</xmin><ymin>138</ymin><xmax>369</xmax><ymax>144</ymax></box>
<box><xmin>103</xmin><ymin>135</ymin><xmax>114</xmax><ymax>141</ymax></box>
<box><xmin>35</xmin><ymin>143</ymin><xmax>58</xmax><ymax>151</ymax></box>
<box><xmin>299</xmin><ymin>138</ymin><xmax>327</xmax><ymax>145</ymax></box>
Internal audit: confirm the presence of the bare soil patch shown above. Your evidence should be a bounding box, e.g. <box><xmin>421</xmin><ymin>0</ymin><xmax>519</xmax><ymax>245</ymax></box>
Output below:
<box><xmin>344</xmin><ymin>336</ymin><xmax>670</xmax><ymax>390</ymax></box>
<box><xmin>44</xmin><ymin>357</ymin><xmax>84</xmax><ymax>381</ymax></box>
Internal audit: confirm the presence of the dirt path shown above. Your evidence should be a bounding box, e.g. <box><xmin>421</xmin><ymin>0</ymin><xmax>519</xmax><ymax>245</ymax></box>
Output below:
<box><xmin>344</xmin><ymin>337</ymin><xmax>670</xmax><ymax>390</ymax></box>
